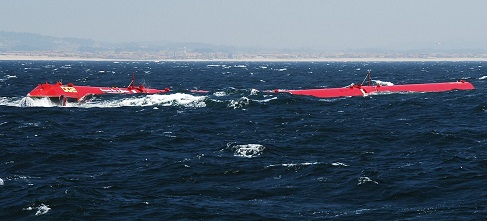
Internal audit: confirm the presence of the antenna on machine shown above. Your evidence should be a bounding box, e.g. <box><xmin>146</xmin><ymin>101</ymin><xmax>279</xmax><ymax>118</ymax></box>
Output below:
<box><xmin>128</xmin><ymin>71</ymin><xmax>135</xmax><ymax>88</ymax></box>
<box><xmin>361</xmin><ymin>70</ymin><xmax>372</xmax><ymax>86</ymax></box>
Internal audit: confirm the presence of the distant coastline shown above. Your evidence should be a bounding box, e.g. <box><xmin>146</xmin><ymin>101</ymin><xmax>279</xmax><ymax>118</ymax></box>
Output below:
<box><xmin>2</xmin><ymin>31</ymin><xmax>487</xmax><ymax>62</ymax></box>
<box><xmin>2</xmin><ymin>54</ymin><xmax>487</xmax><ymax>62</ymax></box>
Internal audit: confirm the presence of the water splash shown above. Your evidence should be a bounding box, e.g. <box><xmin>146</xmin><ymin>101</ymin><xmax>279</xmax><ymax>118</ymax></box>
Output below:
<box><xmin>250</xmin><ymin>88</ymin><xmax>259</xmax><ymax>95</ymax></box>
<box><xmin>107</xmin><ymin>93</ymin><xmax>206</xmax><ymax>108</ymax></box>
<box><xmin>372</xmin><ymin>80</ymin><xmax>394</xmax><ymax>86</ymax></box>
<box><xmin>228</xmin><ymin>97</ymin><xmax>250</xmax><ymax>109</ymax></box>
<box><xmin>23</xmin><ymin>204</ymin><xmax>51</xmax><ymax>216</ymax></box>
<box><xmin>15</xmin><ymin>93</ymin><xmax>207</xmax><ymax>108</ymax></box>
<box><xmin>17</xmin><ymin>97</ymin><xmax>58</xmax><ymax>107</ymax></box>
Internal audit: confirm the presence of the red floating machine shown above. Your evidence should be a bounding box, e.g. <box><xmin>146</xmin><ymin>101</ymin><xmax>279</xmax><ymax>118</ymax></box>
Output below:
<box><xmin>26</xmin><ymin>73</ymin><xmax>170</xmax><ymax>105</ymax></box>
<box><xmin>273</xmin><ymin>71</ymin><xmax>474</xmax><ymax>98</ymax></box>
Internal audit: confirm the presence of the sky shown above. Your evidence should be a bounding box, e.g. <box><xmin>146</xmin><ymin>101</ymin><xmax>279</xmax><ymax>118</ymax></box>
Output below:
<box><xmin>1</xmin><ymin>0</ymin><xmax>486</xmax><ymax>51</ymax></box>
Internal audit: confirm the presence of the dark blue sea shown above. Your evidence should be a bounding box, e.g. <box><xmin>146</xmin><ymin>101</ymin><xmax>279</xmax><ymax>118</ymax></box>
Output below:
<box><xmin>1</xmin><ymin>60</ymin><xmax>486</xmax><ymax>220</ymax></box>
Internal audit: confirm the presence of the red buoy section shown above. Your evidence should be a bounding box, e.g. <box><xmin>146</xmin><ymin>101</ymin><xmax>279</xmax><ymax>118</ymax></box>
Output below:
<box><xmin>27</xmin><ymin>77</ymin><xmax>171</xmax><ymax>103</ymax></box>
<box><xmin>282</xmin><ymin>81</ymin><xmax>474</xmax><ymax>98</ymax></box>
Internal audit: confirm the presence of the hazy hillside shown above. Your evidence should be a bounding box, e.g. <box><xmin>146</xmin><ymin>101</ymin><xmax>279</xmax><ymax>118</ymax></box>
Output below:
<box><xmin>0</xmin><ymin>31</ymin><xmax>94</xmax><ymax>51</ymax></box>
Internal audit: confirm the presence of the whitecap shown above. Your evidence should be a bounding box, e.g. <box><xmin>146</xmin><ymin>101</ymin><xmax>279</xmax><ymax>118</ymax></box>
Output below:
<box><xmin>254</xmin><ymin>97</ymin><xmax>277</xmax><ymax>104</ymax></box>
<box><xmin>0</xmin><ymin>178</ymin><xmax>4</xmax><ymax>185</ymax></box>
<box><xmin>479</xmin><ymin>76</ymin><xmax>487</xmax><ymax>80</ymax></box>
<box><xmin>35</xmin><ymin>204</ymin><xmax>51</xmax><ymax>216</ymax></box>
<box><xmin>232</xmin><ymin>144</ymin><xmax>265</xmax><ymax>158</ymax></box>
<box><xmin>358</xmin><ymin>176</ymin><xmax>378</xmax><ymax>185</ymax></box>
<box><xmin>283</xmin><ymin>162</ymin><xmax>318</xmax><ymax>167</ymax></box>
<box><xmin>267</xmin><ymin>162</ymin><xmax>319</xmax><ymax>167</ymax></box>
<box><xmin>331</xmin><ymin>162</ymin><xmax>349</xmax><ymax>167</ymax></box>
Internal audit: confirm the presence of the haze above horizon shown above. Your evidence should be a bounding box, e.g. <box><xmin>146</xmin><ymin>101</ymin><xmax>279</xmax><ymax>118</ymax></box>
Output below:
<box><xmin>1</xmin><ymin>0</ymin><xmax>486</xmax><ymax>51</ymax></box>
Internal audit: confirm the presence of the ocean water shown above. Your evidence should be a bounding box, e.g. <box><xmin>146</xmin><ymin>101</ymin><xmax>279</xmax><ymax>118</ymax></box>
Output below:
<box><xmin>0</xmin><ymin>60</ymin><xmax>486</xmax><ymax>220</ymax></box>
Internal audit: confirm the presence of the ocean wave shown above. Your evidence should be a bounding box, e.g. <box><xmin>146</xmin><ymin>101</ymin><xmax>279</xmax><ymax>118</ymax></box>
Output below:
<box><xmin>2</xmin><ymin>61</ymin><xmax>486</xmax><ymax>220</ymax></box>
